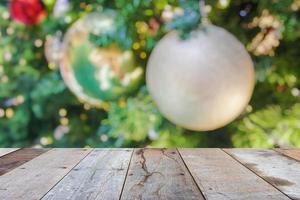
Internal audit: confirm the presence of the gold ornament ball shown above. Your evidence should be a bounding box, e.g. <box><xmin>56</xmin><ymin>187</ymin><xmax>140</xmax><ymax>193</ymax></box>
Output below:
<box><xmin>146</xmin><ymin>25</ymin><xmax>255</xmax><ymax>131</ymax></box>
<box><xmin>60</xmin><ymin>12</ymin><xmax>143</xmax><ymax>107</ymax></box>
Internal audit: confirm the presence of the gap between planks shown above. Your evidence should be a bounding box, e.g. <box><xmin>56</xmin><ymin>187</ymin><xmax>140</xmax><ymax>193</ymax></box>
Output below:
<box><xmin>1</xmin><ymin>148</ymin><xmax>300</xmax><ymax>200</ymax></box>
<box><xmin>222</xmin><ymin>149</ymin><xmax>292</xmax><ymax>200</ymax></box>
<box><xmin>42</xmin><ymin>149</ymin><xmax>133</xmax><ymax>200</ymax></box>
<box><xmin>0</xmin><ymin>148</ymin><xmax>19</xmax><ymax>157</ymax></box>
<box><xmin>0</xmin><ymin>148</ymin><xmax>92</xmax><ymax>200</ymax></box>
<box><xmin>118</xmin><ymin>149</ymin><xmax>134</xmax><ymax>200</ymax></box>
<box><xmin>274</xmin><ymin>149</ymin><xmax>300</xmax><ymax>162</ymax></box>
<box><xmin>223</xmin><ymin>149</ymin><xmax>300</xmax><ymax>200</ymax></box>
<box><xmin>43</xmin><ymin>148</ymin><xmax>204</xmax><ymax>200</ymax></box>
<box><xmin>120</xmin><ymin>148</ymin><xmax>205</xmax><ymax>200</ymax></box>
<box><xmin>40</xmin><ymin>148</ymin><xmax>94</xmax><ymax>200</ymax></box>
<box><xmin>179</xmin><ymin>148</ymin><xmax>290</xmax><ymax>200</ymax></box>
<box><xmin>176</xmin><ymin>148</ymin><xmax>206</xmax><ymax>200</ymax></box>
<box><xmin>0</xmin><ymin>148</ymin><xmax>49</xmax><ymax>176</ymax></box>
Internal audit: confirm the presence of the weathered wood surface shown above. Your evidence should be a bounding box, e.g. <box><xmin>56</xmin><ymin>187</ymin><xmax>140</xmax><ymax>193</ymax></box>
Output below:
<box><xmin>120</xmin><ymin>148</ymin><xmax>204</xmax><ymax>200</ymax></box>
<box><xmin>179</xmin><ymin>148</ymin><xmax>289</xmax><ymax>200</ymax></box>
<box><xmin>0</xmin><ymin>148</ymin><xmax>299</xmax><ymax>200</ymax></box>
<box><xmin>226</xmin><ymin>149</ymin><xmax>300</xmax><ymax>200</ymax></box>
<box><xmin>0</xmin><ymin>148</ymin><xmax>48</xmax><ymax>176</ymax></box>
<box><xmin>275</xmin><ymin>148</ymin><xmax>300</xmax><ymax>162</ymax></box>
<box><xmin>0</xmin><ymin>148</ymin><xmax>19</xmax><ymax>157</ymax></box>
<box><xmin>43</xmin><ymin>149</ymin><xmax>133</xmax><ymax>200</ymax></box>
<box><xmin>0</xmin><ymin>148</ymin><xmax>91</xmax><ymax>200</ymax></box>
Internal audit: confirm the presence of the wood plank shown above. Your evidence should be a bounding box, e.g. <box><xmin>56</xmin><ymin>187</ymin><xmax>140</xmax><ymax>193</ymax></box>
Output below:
<box><xmin>120</xmin><ymin>148</ymin><xmax>204</xmax><ymax>200</ymax></box>
<box><xmin>179</xmin><ymin>148</ymin><xmax>289</xmax><ymax>200</ymax></box>
<box><xmin>0</xmin><ymin>148</ymin><xmax>48</xmax><ymax>176</ymax></box>
<box><xmin>226</xmin><ymin>149</ymin><xmax>300</xmax><ymax>200</ymax></box>
<box><xmin>0</xmin><ymin>148</ymin><xmax>91</xmax><ymax>200</ymax></box>
<box><xmin>275</xmin><ymin>149</ymin><xmax>300</xmax><ymax>162</ymax></box>
<box><xmin>0</xmin><ymin>148</ymin><xmax>19</xmax><ymax>157</ymax></box>
<box><xmin>42</xmin><ymin>149</ymin><xmax>133</xmax><ymax>200</ymax></box>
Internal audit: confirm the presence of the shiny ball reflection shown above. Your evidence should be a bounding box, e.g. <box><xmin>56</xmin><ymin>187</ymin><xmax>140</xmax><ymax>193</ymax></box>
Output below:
<box><xmin>60</xmin><ymin>12</ymin><xmax>143</xmax><ymax>106</ymax></box>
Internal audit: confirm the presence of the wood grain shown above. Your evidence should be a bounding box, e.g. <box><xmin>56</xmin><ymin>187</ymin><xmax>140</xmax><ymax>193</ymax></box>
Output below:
<box><xmin>42</xmin><ymin>149</ymin><xmax>133</xmax><ymax>200</ymax></box>
<box><xmin>275</xmin><ymin>149</ymin><xmax>300</xmax><ymax>162</ymax></box>
<box><xmin>226</xmin><ymin>149</ymin><xmax>300</xmax><ymax>200</ymax></box>
<box><xmin>120</xmin><ymin>148</ymin><xmax>204</xmax><ymax>200</ymax></box>
<box><xmin>0</xmin><ymin>148</ymin><xmax>91</xmax><ymax>200</ymax></box>
<box><xmin>0</xmin><ymin>148</ymin><xmax>299</xmax><ymax>200</ymax></box>
<box><xmin>0</xmin><ymin>148</ymin><xmax>48</xmax><ymax>176</ymax></box>
<box><xmin>179</xmin><ymin>148</ymin><xmax>289</xmax><ymax>200</ymax></box>
<box><xmin>0</xmin><ymin>148</ymin><xmax>19</xmax><ymax>157</ymax></box>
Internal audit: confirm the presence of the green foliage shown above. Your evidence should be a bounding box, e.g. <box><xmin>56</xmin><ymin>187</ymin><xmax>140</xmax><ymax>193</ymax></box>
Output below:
<box><xmin>232</xmin><ymin>104</ymin><xmax>300</xmax><ymax>148</ymax></box>
<box><xmin>31</xmin><ymin>71</ymin><xmax>66</xmax><ymax>118</ymax></box>
<box><xmin>1</xmin><ymin>0</ymin><xmax>300</xmax><ymax>147</ymax></box>
<box><xmin>101</xmin><ymin>88</ymin><xmax>163</xmax><ymax>144</ymax></box>
<box><xmin>165</xmin><ymin>0</ymin><xmax>201</xmax><ymax>39</ymax></box>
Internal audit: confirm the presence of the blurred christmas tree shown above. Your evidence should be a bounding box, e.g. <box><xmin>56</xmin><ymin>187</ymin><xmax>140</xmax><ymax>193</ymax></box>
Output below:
<box><xmin>0</xmin><ymin>0</ymin><xmax>300</xmax><ymax>148</ymax></box>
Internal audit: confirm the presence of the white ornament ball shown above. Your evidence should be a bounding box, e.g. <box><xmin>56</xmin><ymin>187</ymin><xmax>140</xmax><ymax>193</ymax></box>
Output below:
<box><xmin>146</xmin><ymin>25</ymin><xmax>255</xmax><ymax>131</ymax></box>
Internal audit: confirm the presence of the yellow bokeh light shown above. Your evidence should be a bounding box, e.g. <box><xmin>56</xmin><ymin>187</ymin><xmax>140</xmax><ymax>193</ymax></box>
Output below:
<box><xmin>140</xmin><ymin>52</ymin><xmax>147</xmax><ymax>59</ymax></box>
<box><xmin>132</xmin><ymin>42</ymin><xmax>140</xmax><ymax>50</ymax></box>
<box><xmin>59</xmin><ymin>108</ymin><xmax>67</xmax><ymax>117</ymax></box>
<box><xmin>5</xmin><ymin>108</ymin><xmax>14</xmax><ymax>118</ymax></box>
<box><xmin>60</xmin><ymin>117</ymin><xmax>69</xmax><ymax>125</ymax></box>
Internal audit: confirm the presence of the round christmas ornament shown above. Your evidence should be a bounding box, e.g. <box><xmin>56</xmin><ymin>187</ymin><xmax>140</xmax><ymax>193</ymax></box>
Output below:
<box><xmin>60</xmin><ymin>12</ymin><xmax>143</xmax><ymax>106</ymax></box>
<box><xmin>9</xmin><ymin>0</ymin><xmax>47</xmax><ymax>25</ymax></box>
<box><xmin>146</xmin><ymin>25</ymin><xmax>255</xmax><ymax>131</ymax></box>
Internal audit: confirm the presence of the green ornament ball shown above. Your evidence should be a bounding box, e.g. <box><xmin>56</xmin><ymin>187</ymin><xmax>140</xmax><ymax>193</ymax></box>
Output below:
<box><xmin>146</xmin><ymin>25</ymin><xmax>255</xmax><ymax>131</ymax></box>
<box><xmin>60</xmin><ymin>12</ymin><xmax>143</xmax><ymax>106</ymax></box>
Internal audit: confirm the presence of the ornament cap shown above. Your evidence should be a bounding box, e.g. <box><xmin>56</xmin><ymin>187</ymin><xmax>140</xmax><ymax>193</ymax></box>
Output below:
<box><xmin>199</xmin><ymin>0</ymin><xmax>210</xmax><ymax>27</ymax></box>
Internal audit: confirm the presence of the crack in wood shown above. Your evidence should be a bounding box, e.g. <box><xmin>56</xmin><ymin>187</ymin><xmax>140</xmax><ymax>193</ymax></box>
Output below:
<box><xmin>4</xmin><ymin>148</ymin><xmax>295</xmax><ymax>200</ymax></box>
<box><xmin>135</xmin><ymin>149</ymin><xmax>164</xmax><ymax>187</ymax></box>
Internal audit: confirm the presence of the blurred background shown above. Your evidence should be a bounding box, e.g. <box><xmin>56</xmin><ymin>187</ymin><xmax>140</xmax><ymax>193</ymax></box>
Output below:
<box><xmin>0</xmin><ymin>0</ymin><xmax>300</xmax><ymax>148</ymax></box>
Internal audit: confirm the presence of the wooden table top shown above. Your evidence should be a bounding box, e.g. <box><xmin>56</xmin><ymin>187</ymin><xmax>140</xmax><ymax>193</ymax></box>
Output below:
<box><xmin>0</xmin><ymin>148</ymin><xmax>299</xmax><ymax>200</ymax></box>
